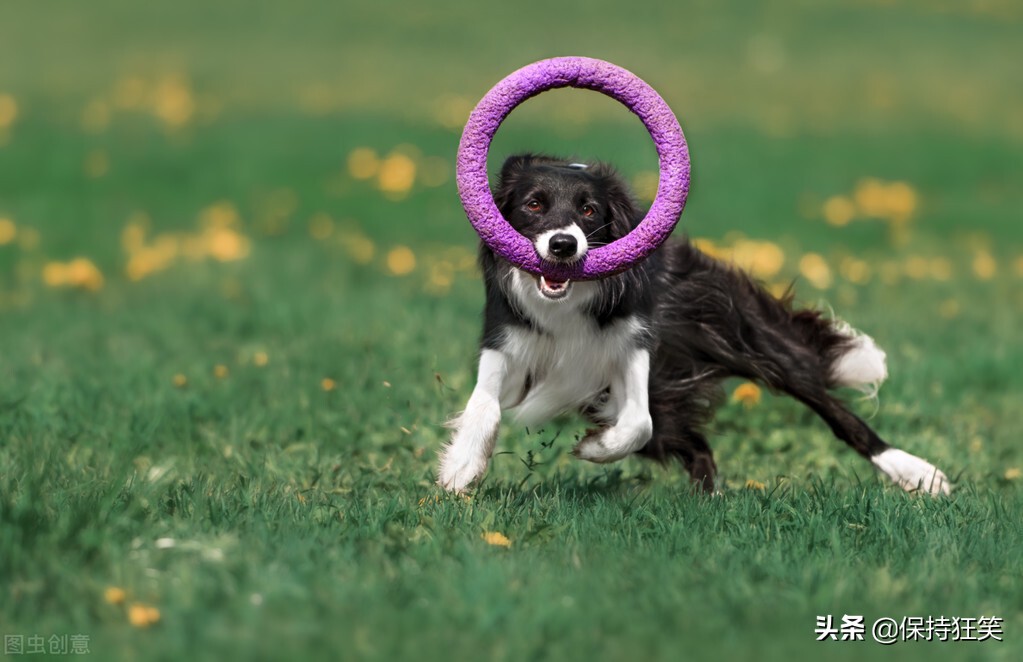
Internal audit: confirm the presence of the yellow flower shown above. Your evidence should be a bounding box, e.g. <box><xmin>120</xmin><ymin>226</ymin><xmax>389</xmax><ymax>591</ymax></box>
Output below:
<box><xmin>482</xmin><ymin>531</ymin><xmax>512</xmax><ymax>548</ymax></box>
<box><xmin>128</xmin><ymin>603</ymin><xmax>161</xmax><ymax>628</ymax></box>
<box><xmin>66</xmin><ymin>258</ymin><xmax>104</xmax><ymax>291</ymax></box>
<box><xmin>152</xmin><ymin>74</ymin><xmax>195</xmax><ymax>128</ymax></box>
<box><xmin>0</xmin><ymin>217</ymin><xmax>16</xmax><ymax>245</ymax></box>
<box><xmin>822</xmin><ymin>195</ymin><xmax>856</xmax><ymax>227</ymax></box>
<box><xmin>972</xmin><ymin>250</ymin><xmax>996</xmax><ymax>280</ymax></box>
<box><xmin>745</xmin><ymin>479</ymin><xmax>766</xmax><ymax>491</ymax></box>
<box><xmin>213</xmin><ymin>364</ymin><xmax>229</xmax><ymax>379</ymax></box>
<box><xmin>203</xmin><ymin>225</ymin><xmax>250</xmax><ymax>262</ymax></box>
<box><xmin>253</xmin><ymin>351</ymin><xmax>269</xmax><ymax>367</ymax></box>
<box><xmin>1005</xmin><ymin>468</ymin><xmax>1021</xmax><ymax>481</ymax></box>
<box><xmin>386</xmin><ymin>246</ymin><xmax>416</xmax><ymax>275</ymax></box>
<box><xmin>340</xmin><ymin>231</ymin><xmax>375</xmax><ymax>264</ymax></box>
<box><xmin>347</xmin><ymin>147</ymin><xmax>380</xmax><ymax>180</ymax></box>
<box><xmin>883</xmin><ymin>181</ymin><xmax>918</xmax><ymax>223</ymax></box>
<box><xmin>728</xmin><ymin>239</ymin><xmax>785</xmax><ymax>280</ymax></box>
<box><xmin>732</xmin><ymin>382</ymin><xmax>762</xmax><ymax>408</ymax></box>
<box><xmin>839</xmin><ymin>257</ymin><xmax>871</xmax><ymax>285</ymax></box>
<box><xmin>798</xmin><ymin>253</ymin><xmax>833</xmax><ymax>290</ymax></box>
<box><xmin>42</xmin><ymin>258</ymin><xmax>104</xmax><ymax>292</ymax></box>
<box><xmin>104</xmin><ymin>586</ymin><xmax>126</xmax><ymax>605</ymax></box>
<box><xmin>377</xmin><ymin>152</ymin><xmax>417</xmax><ymax>198</ymax></box>
<box><xmin>0</xmin><ymin>94</ymin><xmax>17</xmax><ymax>128</ymax></box>
<box><xmin>321</xmin><ymin>378</ymin><xmax>336</xmax><ymax>391</ymax></box>
<box><xmin>172</xmin><ymin>374</ymin><xmax>188</xmax><ymax>388</ymax></box>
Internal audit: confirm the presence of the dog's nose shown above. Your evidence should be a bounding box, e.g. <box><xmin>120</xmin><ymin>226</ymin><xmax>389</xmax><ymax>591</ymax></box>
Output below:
<box><xmin>548</xmin><ymin>233</ymin><xmax>578</xmax><ymax>259</ymax></box>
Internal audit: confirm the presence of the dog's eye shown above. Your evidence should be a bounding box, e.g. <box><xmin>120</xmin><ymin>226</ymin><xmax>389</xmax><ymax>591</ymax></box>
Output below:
<box><xmin>581</xmin><ymin>204</ymin><xmax>595</xmax><ymax>217</ymax></box>
<box><xmin>526</xmin><ymin>200</ymin><xmax>543</xmax><ymax>212</ymax></box>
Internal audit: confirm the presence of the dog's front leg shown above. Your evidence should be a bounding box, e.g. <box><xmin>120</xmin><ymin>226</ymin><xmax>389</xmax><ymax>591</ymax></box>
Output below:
<box><xmin>574</xmin><ymin>348</ymin><xmax>653</xmax><ymax>463</ymax></box>
<box><xmin>438</xmin><ymin>349</ymin><xmax>507</xmax><ymax>492</ymax></box>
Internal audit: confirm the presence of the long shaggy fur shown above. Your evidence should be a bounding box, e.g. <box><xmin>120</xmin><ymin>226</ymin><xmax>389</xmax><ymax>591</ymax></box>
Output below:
<box><xmin>441</xmin><ymin>153</ymin><xmax>950</xmax><ymax>495</ymax></box>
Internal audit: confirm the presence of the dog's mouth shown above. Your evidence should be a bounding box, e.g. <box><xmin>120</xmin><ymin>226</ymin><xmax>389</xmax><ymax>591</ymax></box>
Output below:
<box><xmin>537</xmin><ymin>275</ymin><xmax>571</xmax><ymax>300</ymax></box>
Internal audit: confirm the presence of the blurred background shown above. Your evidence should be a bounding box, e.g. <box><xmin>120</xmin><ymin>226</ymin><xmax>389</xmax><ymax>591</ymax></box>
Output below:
<box><xmin>1</xmin><ymin>0</ymin><xmax>1021</xmax><ymax>297</ymax></box>
<box><xmin>1</xmin><ymin>1</ymin><xmax>1022</xmax><ymax>658</ymax></box>
<box><xmin>2</xmin><ymin>0</ymin><xmax>1020</xmax><ymax>406</ymax></box>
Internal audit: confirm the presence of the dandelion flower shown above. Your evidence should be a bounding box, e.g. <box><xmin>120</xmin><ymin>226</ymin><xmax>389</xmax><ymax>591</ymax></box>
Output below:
<box><xmin>377</xmin><ymin>152</ymin><xmax>417</xmax><ymax>198</ymax></box>
<box><xmin>972</xmin><ymin>250</ymin><xmax>996</xmax><ymax>280</ymax></box>
<box><xmin>386</xmin><ymin>246</ymin><xmax>416</xmax><ymax>275</ymax></box>
<box><xmin>128</xmin><ymin>603</ymin><xmax>161</xmax><ymax>628</ymax></box>
<box><xmin>798</xmin><ymin>253</ymin><xmax>832</xmax><ymax>290</ymax></box>
<box><xmin>0</xmin><ymin>94</ymin><xmax>17</xmax><ymax>128</ymax></box>
<box><xmin>0</xmin><ymin>217</ymin><xmax>16</xmax><ymax>245</ymax></box>
<box><xmin>822</xmin><ymin>195</ymin><xmax>856</xmax><ymax>227</ymax></box>
<box><xmin>347</xmin><ymin>147</ymin><xmax>380</xmax><ymax>180</ymax></box>
<box><xmin>482</xmin><ymin>531</ymin><xmax>512</xmax><ymax>548</ymax></box>
<box><xmin>104</xmin><ymin>587</ymin><xmax>126</xmax><ymax>605</ymax></box>
<box><xmin>732</xmin><ymin>382</ymin><xmax>762</xmax><ymax>408</ymax></box>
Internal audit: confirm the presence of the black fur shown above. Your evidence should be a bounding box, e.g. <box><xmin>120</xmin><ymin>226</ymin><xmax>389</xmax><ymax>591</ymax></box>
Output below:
<box><xmin>481</xmin><ymin>153</ymin><xmax>891</xmax><ymax>492</ymax></box>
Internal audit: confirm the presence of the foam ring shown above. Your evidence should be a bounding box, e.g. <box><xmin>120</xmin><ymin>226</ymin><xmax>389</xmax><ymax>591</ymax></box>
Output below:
<box><xmin>456</xmin><ymin>56</ymin><xmax>690</xmax><ymax>280</ymax></box>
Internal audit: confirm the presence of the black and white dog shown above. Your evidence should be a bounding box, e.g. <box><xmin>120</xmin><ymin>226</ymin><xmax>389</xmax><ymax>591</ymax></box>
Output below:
<box><xmin>438</xmin><ymin>153</ymin><xmax>949</xmax><ymax>495</ymax></box>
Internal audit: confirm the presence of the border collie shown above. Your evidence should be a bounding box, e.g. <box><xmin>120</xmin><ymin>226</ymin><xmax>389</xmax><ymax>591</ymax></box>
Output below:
<box><xmin>438</xmin><ymin>153</ymin><xmax>950</xmax><ymax>495</ymax></box>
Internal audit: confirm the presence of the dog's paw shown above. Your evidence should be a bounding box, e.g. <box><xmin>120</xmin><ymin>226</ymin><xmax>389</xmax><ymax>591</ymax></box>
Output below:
<box><xmin>572</xmin><ymin>426</ymin><xmax>639</xmax><ymax>464</ymax></box>
<box><xmin>573</xmin><ymin>412</ymin><xmax>653</xmax><ymax>464</ymax></box>
<box><xmin>437</xmin><ymin>446</ymin><xmax>488</xmax><ymax>492</ymax></box>
<box><xmin>872</xmin><ymin>449</ymin><xmax>951</xmax><ymax>496</ymax></box>
<box><xmin>573</xmin><ymin>428</ymin><xmax>615</xmax><ymax>464</ymax></box>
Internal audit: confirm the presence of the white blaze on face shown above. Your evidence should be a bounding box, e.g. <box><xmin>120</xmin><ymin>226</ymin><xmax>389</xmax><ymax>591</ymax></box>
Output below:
<box><xmin>533</xmin><ymin>224</ymin><xmax>589</xmax><ymax>262</ymax></box>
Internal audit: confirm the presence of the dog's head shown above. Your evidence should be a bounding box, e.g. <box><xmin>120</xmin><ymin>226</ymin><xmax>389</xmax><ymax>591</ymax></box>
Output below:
<box><xmin>494</xmin><ymin>153</ymin><xmax>639</xmax><ymax>302</ymax></box>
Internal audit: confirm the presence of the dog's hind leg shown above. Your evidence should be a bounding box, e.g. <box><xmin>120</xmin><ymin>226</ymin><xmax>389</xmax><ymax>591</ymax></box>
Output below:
<box><xmin>793</xmin><ymin>388</ymin><xmax>949</xmax><ymax>495</ymax></box>
<box><xmin>742</xmin><ymin>310</ymin><xmax>950</xmax><ymax>495</ymax></box>
<box><xmin>634</xmin><ymin>370</ymin><xmax>723</xmax><ymax>493</ymax></box>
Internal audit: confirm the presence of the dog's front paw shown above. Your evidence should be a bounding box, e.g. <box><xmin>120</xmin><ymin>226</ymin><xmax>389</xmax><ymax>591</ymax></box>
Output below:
<box><xmin>572</xmin><ymin>427</ymin><xmax>632</xmax><ymax>464</ymax></box>
<box><xmin>437</xmin><ymin>445</ymin><xmax>489</xmax><ymax>492</ymax></box>
<box><xmin>573</xmin><ymin>415</ymin><xmax>653</xmax><ymax>464</ymax></box>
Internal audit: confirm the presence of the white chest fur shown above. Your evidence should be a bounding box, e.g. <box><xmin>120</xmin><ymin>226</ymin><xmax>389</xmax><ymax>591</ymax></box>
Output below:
<box><xmin>498</xmin><ymin>271</ymin><xmax>646</xmax><ymax>424</ymax></box>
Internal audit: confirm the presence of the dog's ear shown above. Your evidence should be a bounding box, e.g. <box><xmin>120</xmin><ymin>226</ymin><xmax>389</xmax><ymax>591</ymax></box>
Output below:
<box><xmin>592</xmin><ymin>162</ymin><xmax>640</xmax><ymax>239</ymax></box>
<box><xmin>495</xmin><ymin>154</ymin><xmax>528</xmax><ymax>211</ymax></box>
<box><xmin>498</xmin><ymin>153</ymin><xmax>535</xmax><ymax>182</ymax></box>
<box><xmin>495</xmin><ymin>153</ymin><xmax>545</xmax><ymax>212</ymax></box>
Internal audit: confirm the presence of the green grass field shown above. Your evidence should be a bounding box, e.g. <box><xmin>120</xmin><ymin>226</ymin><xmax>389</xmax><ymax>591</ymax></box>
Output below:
<box><xmin>1</xmin><ymin>1</ymin><xmax>1022</xmax><ymax>660</ymax></box>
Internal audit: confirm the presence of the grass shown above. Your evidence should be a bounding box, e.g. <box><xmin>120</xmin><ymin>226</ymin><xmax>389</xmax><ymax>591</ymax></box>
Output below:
<box><xmin>1</xmin><ymin>1</ymin><xmax>1022</xmax><ymax>660</ymax></box>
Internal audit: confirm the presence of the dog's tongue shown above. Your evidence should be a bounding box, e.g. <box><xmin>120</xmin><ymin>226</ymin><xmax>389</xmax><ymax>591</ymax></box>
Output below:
<box><xmin>541</xmin><ymin>275</ymin><xmax>567</xmax><ymax>290</ymax></box>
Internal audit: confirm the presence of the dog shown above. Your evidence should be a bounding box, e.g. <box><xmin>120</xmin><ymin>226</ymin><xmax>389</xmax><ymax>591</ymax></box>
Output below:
<box><xmin>438</xmin><ymin>153</ymin><xmax>950</xmax><ymax>495</ymax></box>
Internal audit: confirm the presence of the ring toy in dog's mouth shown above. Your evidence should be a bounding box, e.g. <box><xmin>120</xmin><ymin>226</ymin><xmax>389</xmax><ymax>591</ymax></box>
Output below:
<box><xmin>457</xmin><ymin>56</ymin><xmax>690</xmax><ymax>281</ymax></box>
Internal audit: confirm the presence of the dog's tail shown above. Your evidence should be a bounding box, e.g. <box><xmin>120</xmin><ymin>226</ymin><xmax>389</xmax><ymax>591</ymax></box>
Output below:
<box><xmin>788</xmin><ymin>308</ymin><xmax>888</xmax><ymax>397</ymax></box>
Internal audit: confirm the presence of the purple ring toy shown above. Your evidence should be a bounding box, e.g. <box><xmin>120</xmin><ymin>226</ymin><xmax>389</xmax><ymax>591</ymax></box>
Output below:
<box><xmin>456</xmin><ymin>56</ymin><xmax>690</xmax><ymax>280</ymax></box>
